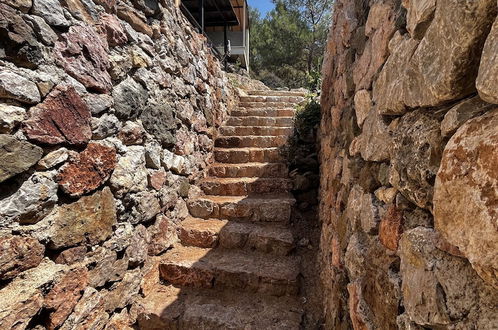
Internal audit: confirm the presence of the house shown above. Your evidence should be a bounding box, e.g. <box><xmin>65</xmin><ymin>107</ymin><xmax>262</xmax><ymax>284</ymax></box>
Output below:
<box><xmin>176</xmin><ymin>0</ymin><xmax>250</xmax><ymax>71</ymax></box>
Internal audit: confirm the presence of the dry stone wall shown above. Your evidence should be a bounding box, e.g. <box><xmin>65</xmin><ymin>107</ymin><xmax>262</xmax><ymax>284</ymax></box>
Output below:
<box><xmin>320</xmin><ymin>0</ymin><xmax>498</xmax><ymax>329</ymax></box>
<box><xmin>0</xmin><ymin>0</ymin><xmax>236</xmax><ymax>328</ymax></box>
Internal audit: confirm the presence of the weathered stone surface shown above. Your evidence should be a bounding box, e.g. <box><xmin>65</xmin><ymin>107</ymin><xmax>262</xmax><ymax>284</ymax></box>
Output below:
<box><xmin>434</xmin><ymin>109</ymin><xmax>498</xmax><ymax>288</ymax></box>
<box><xmin>94</xmin><ymin>0</ymin><xmax>116</xmax><ymax>13</ymax></box>
<box><xmin>353</xmin><ymin>90</ymin><xmax>371</xmax><ymax>128</ymax></box>
<box><xmin>110</xmin><ymin>146</ymin><xmax>148</xmax><ymax>197</ymax></box>
<box><xmin>45</xmin><ymin>268</ymin><xmax>88</xmax><ymax>329</ymax></box>
<box><xmin>379</xmin><ymin>204</ymin><xmax>403</xmax><ymax>251</ymax></box>
<box><xmin>147</xmin><ymin>213</ymin><xmax>175</xmax><ymax>255</ymax></box>
<box><xmin>353</xmin><ymin>1</ymin><xmax>400</xmax><ymax>90</ymax></box>
<box><xmin>104</xmin><ymin>268</ymin><xmax>141</xmax><ymax>312</ymax></box>
<box><xmin>344</xmin><ymin>233</ymin><xmax>400</xmax><ymax>329</ymax></box>
<box><xmin>124</xmin><ymin>190</ymin><xmax>161</xmax><ymax>224</ymax></box>
<box><xmin>357</xmin><ymin>111</ymin><xmax>391</xmax><ymax>162</ymax></box>
<box><xmin>140</xmin><ymin>103</ymin><xmax>177</xmax><ymax>147</ymax></box>
<box><xmin>59</xmin><ymin>287</ymin><xmax>109</xmax><ymax>330</ymax></box>
<box><xmin>24</xmin><ymin>13</ymin><xmax>58</xmax><ymax>46</ymax></box>
<box><xmin>44</xmin><ymin>187</ymin><xmax>117</xmax><ymax>249</ymax></box>
<box><xmin>0</xmin><ymin>104</ymin><xmax>26</xmax><ymax>133</ymax></box>
<box><xmin>37</xmin><ymin>147</ymin><xmax>69</xmax><ymax>169</ymax></box>
<box><xmin>148</xmin><ymin>169</ymin><xmax>166</xmax><ymax>190</ymax></box>
<box><xmin>54</xmin><ymin>246</ymin><xmax>87</xmax><ymax>265</ymax></box>
<box><xmin>113</xmin><ymin>77</ymin><xmax>148</xmax><ymax>119</ymax></box>
<box><xmin>477</xmin><ymin>16</ymin><xmax>498</xmax><ymax>104</ymax></box>
<box><xmin>0</xmin><ymin>171</ymin><xmax>58</xmax><ymax>225</ymax></box>
<box><xmin>440</xmin><ymin>96</ymin><xmax>494</xmax><ymax>137</ymax></box>
<box><xmin>346</xmin><ymin>185</ymin><xmax>382</xmax><ymax>234</ymax></box>
<box><xmin>87</xmin><ymin>247</ymin><xmax>128</xmax><ymax>287</ymax></box>
<box><xmin>0</xmin><ymin>134</ymin><xmax>43</xmax><ymax>183</ymax></box>
<box><xmin>0</xmin><ymin>4</ymin><xmax>45</xmax><ymax>68</ymax></box>
<box><xmin>57</xmin><ymin>143</ymin><xmax>117</xmax><ymax>197</ymax></box>
<box><xmin>0</xmin><ymin>259</ymin><xmax>67</xmax><ymax>330</ymax></box>
<box><xmin>32</xmin><ymin>0</ymin><xmax>69</xmax><ymax>26</ymax></box>
<box><xmin>23</xmin><ymin>85</ymin><xmax>92</xmax><ymax>146</ymax></box>
<box><xmin>402</xmin><ymin>0</ymin><xmax>436</xmax><ymax>39</ymax></box>
<box><xmin>162</xmin><ymin>149</ymin><xmax>185</xmax><ymax>174</ymax></box>
<box><xmin>389</xmin><ymin>109</ymin><xmax>444</xmax><ymax>210</ymax></box>
<box><xmin>125</xmin><ymin>225</ymin><xmax>148</xmax><ymax>266</ymax></box>
<box><xmin>1</xmin><ymin>0</ymin><xmax>32</xmax><ymax>12</ymax></box>
<box><xmin>55</xmin><ymin>25</ymin><xmax>112</xmax><ymax>93</ymax></box>
<box><xmin>99</xmin><ymin>13</ymin><xmax>128</xmax><ymax>47</ymax></box>
<box><xmin>145</xmin><ymin>142</ymin><xmax>162</xmax><ymax>169</ymax></box>
<box><xmin>0</xmin><ymin>71</ymin><xmax>41</xmax><ymax>104</ymax></box>
<box><xmin>0</xmin><ymin>235</ymin><xmax>45</xmax><ymax>280</ymax></box>
<box><xmin>118</xmin><ymin>121</ymin><xmax>145</xmax><ymax>145</ymax></box>
<box><xmin>92</xmin><ymin>113</ymin><xmax>122</xmax><ymax>139</ymax></box>
<box><xmin>84</xmin><ymin>93</ymin><xmax>114</xmax><ymax>115</ymax></box>
<box><xmin>374</xmin><ymin>1</ymin><xmax>497</xmax><ymax>114</ymax></box>
<box><xmin>399</xmin><ymin>227</ymin><xmax>497</xmax><ymax>328</ymax></box>
<box><xmin>117</xmin><ymin>3</ymin><xmax>153</xmax><ymax>37</ymax></box>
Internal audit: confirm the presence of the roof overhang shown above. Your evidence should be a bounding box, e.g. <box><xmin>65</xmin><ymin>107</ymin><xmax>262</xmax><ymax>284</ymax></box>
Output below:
<box><xmin>181</xmin><ymin>0</ymin><xmax>240</xmax><ymax>27</ymax></box>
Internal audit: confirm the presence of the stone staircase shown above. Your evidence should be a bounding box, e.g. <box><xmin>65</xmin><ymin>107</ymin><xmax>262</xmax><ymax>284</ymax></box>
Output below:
<box><xmin>138</xmin><ymin>90</ymin><xmax>307</xmax><ymax>329</ymax></box>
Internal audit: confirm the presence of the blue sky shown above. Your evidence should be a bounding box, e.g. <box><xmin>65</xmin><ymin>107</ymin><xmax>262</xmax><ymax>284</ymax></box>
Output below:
<box><xmin>248</xmin><ymin>0</ymin><xmax>274</xmax><ymax>16</ymax></box>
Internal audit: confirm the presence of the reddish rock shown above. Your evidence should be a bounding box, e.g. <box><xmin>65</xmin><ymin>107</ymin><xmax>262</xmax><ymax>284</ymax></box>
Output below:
<box><xmin>331</xmin><ymin>236</ymin><xmax>342</xmax><ymax>268</ymax></box>
<box><xmin>347</xmin><ymin>281</ymin><xmax>372</xmax><ymax>330</ymax></box>
<box><xmin>45</xmin><ymin>268</ymin><xmax>88</xmax><ymax>330</ymax></box>
<box><xmin>148</xmin><ymin>169</ymin><xmax>166</xmax><ymax>190</ymax></box>
<box><xmin>23</xmin><ymin>85</ymin><xmax>92</xmax><ymax>146</ymax></box>
<box><xmin>118</xmin><ymin>121</ymin><xmax>145</xmax><ymax>145</ymax></box>
<box><xmin>148</xmin><ymin>214</ymin><xmax>175</xmax><ymax>256</ymax></box>
<box><xmin>57</xmin><ymin>143</ymin><xmax>117</xmax><ymax>197</ymax></box>
<box><xmin>379</xmin><ymin>205</ymin><xmax>403</xmax><ymax>251</ymax></box>
<box><xmin>117</xmin><ymin>3</ymin><xmax>153</xmax><ymax>37</ymax></box>
<box><xmin>54</xmin><ymin>246</ymin><xmax>87</xmax><ymax>265</ymax></box>
<box><xmin>99</xmin><ymin>13</ymin><xmax>128</xmax><ymax>47</ymax></box>
<box><xmin>434</xmin><ymin>232</ymin><xmax>465</xmax><ymax>258</ymax></box>
<box><xmin>94</xmin><ymin>0</ymin><xmax>117</xmax><ymax>12</ymax></box>
<box><xmin>0</xmin><ymin>235</ymin><xmax>45</xmax><ymax>280</ymax></box>
<box><xmin>54</xmin><ymin>25</ymin><xmax>112</xmax><ymax>93</ymax></box>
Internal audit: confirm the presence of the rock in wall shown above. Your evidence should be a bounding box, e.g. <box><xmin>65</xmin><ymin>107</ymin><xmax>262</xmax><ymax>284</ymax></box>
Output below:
<box><xmin>319</xmin><ymin>0</ymin><xmax>498</xmax><ymax>328</ymax></box>
<box><xmin>0</xmin><ymin>0</ymin><xmax>236</xmax><ymax>328</ymax></box>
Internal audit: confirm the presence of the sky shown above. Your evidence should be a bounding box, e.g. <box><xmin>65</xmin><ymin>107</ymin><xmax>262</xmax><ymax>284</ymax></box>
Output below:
<box><xmin>248</xmin><ymin>0</ymin><xmax>275</xmax><ymax>16</ymax></box>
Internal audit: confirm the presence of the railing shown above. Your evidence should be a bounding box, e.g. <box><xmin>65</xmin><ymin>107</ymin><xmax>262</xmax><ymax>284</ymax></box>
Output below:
<box><xmin>179</xmin><ymin>3</ymin><xmax>225</xmax><ymax>61</ymax></box>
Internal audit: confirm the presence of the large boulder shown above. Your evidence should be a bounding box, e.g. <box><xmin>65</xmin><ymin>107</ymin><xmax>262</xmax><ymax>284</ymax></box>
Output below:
<box><xmin>476</xmin><ymin>16</ymin><xmax>498</xmax><ymax>104</ymax></box>
<box><xmin>374</xmin><ymin>0</ymin><xmax>497</xmax><ymax>114</ymax></box>
<box><xmin>434</xmin><ymin>109</ymin><xmax>498</xmax><ymax>288</ymax></box>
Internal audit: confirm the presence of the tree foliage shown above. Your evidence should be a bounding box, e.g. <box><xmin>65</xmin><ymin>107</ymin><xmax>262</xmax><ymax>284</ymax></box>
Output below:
<box><xmin>249</xmin><ymin>0</ymin><xmax>333</xmax><ymax>90</ymax></box>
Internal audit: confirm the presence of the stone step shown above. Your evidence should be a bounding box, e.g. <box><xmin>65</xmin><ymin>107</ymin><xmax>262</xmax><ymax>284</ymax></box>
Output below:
<box><xmin>248</xmin><ymin>90</ymin><xmax>307</xmax><ymax>97</ymax></box>
<box><xmin>208</xmin><ymin>162</ymin><xmax>288</xmax><ymax>178</ymax></box>
<box><xmin>199</xmin><ymin>177</ymin><xmax>292</xmax><ymax>196</ymax></box>
<box><xmin>239</xmin><ymin>96</ymin><xmax>305</xmax><ymax>103</ymax></box>
<box><xmin>227</xmin><ymin>116</ymin><xmax>294</xmax><ymax>127</ymax></box>
<box><xmin>214</xmin><ymin>147</ymin><xmax>284</xmax><ymax>163</ymax></box>
<box><xmin>215</xmin><ymin>135</ymin><xmax>288</xmax><ymax>148</ymax></box>
<box><xmin>187</xmin><ymin>194</ymin><xmax>295</xmax><ymax>223</ymax></box>
<box><xmin>238</xmin><ymin>101</ymin><xmax>300</xmax><ymax>109</ymax></box>
<box><xmin>158</xmin><ymin>246</ymin><xmax>300</xmax><ymax>296</ymax></box>
<box><xmin>178</xmin><ymin>217</ymin><xmax>294</xmax><ymax>256</ymax></box>
<box><xmin>232</xmin><ymin>108</ymin><xmax>295</xmax><ymax>117</ymax></box>
<box><xmin>220</xmin><ymin>126</ymin><xmax>293</xmax><ymax>137</ymax></box>
<box><xmin>137</xmin><ymin>286</ymin><xmax>303</xmax><ymax>329</ymax></box>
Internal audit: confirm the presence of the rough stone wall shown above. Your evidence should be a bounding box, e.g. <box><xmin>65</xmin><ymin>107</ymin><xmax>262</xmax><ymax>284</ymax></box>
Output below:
<box><xmin>0</xmin><ymin>0</ymin><xmax>236</xmax><ymax>328</ymax></box>
<box><xmin>319</xmin><ymin>0</ymin><xmax>498</xmax><ymax>329</ymax></box>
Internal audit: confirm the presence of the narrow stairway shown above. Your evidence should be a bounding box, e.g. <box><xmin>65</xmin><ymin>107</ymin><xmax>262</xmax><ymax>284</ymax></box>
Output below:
<box><xmin>138</xmin><ymin>90</ymin><xmax>307</xmax><ymax>329</ymax></box>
